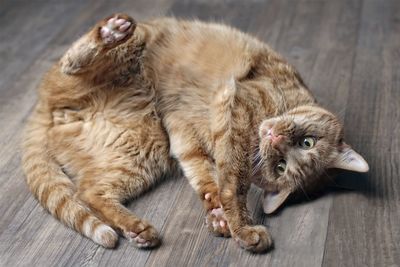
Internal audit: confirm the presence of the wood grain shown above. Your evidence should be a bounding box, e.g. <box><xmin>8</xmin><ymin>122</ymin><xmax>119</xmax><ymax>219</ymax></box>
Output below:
<box><xmin>0</xmin><ymin>0</ymin><xmax>398</xmax><ymax>266</ymax></box>
<box><xmin>322</xmin><ymin>0</ymin><xmax>400</xmax><ymax>266</ymax></box>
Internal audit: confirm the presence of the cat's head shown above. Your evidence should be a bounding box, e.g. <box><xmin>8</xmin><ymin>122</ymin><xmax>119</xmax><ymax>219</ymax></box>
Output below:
<box><xmin>253</xmin><ymin>105</ymin><xmax>369</xmax><ymax>214</ymax></box>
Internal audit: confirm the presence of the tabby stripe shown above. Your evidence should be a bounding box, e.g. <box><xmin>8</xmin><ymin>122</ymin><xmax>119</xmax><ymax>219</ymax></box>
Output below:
<box><xmin>213</xmin><ymin>128</ymin><xmax>228</xmax><ymax>143</ymax></box>
<box><xmin>76</xmin><ymin>212</ymin><xmax>91</xmax><ymax>232</ymax></box>
<box><xmin>180</xmin><ymin>148</ymin><xmax>209</xmax><ymax>162</ymax></box>
<box><xmin>54</xmin><ymin>196</ymin><xmax>69</xmax><ymax>220</ymax></box>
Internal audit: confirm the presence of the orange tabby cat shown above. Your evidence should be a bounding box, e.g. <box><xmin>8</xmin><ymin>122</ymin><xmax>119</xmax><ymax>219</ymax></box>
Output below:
<box><xmin>22</xmin><ymin>14</ymin><xmax>369</xmax><ymax>253</ymax></box>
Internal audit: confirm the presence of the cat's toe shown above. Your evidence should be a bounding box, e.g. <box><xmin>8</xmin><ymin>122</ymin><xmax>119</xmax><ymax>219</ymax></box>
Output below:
<box><xmin>118</xmin><ymin>21</ymin><xmax>132</xmax><ymax>32</ymax></box>
<box><xmin>203</xmin><ymin>190</ymin><xmax>220</xmax><ymax>210</ymax></box>
<box><xmin>233</xmin><ymin>225</ymin><xmax>273</xmax><ymax>253</ymax></box>
<box><xmin>205</xmin><ymin>207</ymin><xmax>231</xmax><ymax>237</ymax></box>
<box><xmin>99</xmin><ymin>14</ymin><xmax>135</xmax><ymax>45</ymax></box>
<box><xmin>125</xmin><ymin>224</ymin><xmax>160</xmax><ymax>249</ymax></box>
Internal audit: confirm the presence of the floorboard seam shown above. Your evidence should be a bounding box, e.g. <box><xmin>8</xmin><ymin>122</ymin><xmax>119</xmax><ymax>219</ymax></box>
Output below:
<box><xmin>320</xmin><ymin>0</ymin><xmax>365</xmax><ymax>265</ymax></box>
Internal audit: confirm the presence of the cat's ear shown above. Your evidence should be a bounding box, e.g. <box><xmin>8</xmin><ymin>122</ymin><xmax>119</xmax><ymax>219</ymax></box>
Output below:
<box><xmin>331</xmin><ymin>143</ymin><xmax>369</xmax><ymax>173</ymax></box>
<box><xmin>262</xmin><ymin>189</ymin><xmax>291</xmax><ymax>214</ymax></box>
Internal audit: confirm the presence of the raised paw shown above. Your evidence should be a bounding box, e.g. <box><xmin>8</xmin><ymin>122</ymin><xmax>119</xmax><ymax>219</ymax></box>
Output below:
<box><xmin>205</xmin><ymin>207</ymin><xmax>231</xmax><ymax>237</ymax></box>
<box><xmin>233</xmin><ymin>225</ymin><xmax>273</xmax><ymax>253</ymax></box>
<box><xmin>124</xmin><ymin>223</ymin><xmax>160</xmax><ymax>249</ymax></box>
<box><xmin>99</xmin><ymin>14</ymin><xmax>135</xmax><ymax>45</ymax></box>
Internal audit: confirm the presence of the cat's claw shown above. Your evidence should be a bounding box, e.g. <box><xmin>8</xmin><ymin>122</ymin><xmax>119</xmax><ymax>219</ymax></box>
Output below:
<box><xmin>205</xmin><ymin>207</ymin><xmax>231</xmax><ymax>237</ymax></box>
<box><xmin>100</xmin><ymin>15</ymin><xmax>134</xmax><ymax>45</ymax></box>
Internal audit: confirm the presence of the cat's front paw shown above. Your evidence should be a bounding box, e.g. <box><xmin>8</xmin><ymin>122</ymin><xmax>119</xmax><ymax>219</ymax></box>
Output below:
<box><xmin>99</xmin><ymin>14</ymin><xmax>135</xmax><ymax>46</ymax></box>
<box><xmin>233</xmin><ymin>225</ymin><xmax>273</xmax><ymax>253</ymax></box>
<box><xmin>205</xmin><ymin>207</ymin><xmax>231</xmax><ymax>237</ymax></box>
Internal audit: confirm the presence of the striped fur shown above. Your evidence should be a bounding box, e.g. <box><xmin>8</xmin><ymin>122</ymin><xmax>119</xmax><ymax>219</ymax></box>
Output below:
<box><xmin>22</xmin><ymin>14</ymin><xmax>174</xmax><ymax>248</ymax></box>
<box><xmin>22</xmin><ymin>14</ymin><xmax>368</xmax><ymax>253</ymax></box>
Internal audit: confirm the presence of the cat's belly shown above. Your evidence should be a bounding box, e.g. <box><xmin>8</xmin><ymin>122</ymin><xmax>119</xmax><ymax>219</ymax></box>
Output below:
<box><xmin>49</xmin><ymin>112</ymin><xmax>171</xmax><ymax>180</ymax></box>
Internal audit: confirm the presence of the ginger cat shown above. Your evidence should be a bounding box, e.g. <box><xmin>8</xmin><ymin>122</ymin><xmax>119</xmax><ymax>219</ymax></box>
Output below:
<box><xmin>22</xmin><ymin>14</ymin><xmax>369</xmax><ymax>253</ymax></box>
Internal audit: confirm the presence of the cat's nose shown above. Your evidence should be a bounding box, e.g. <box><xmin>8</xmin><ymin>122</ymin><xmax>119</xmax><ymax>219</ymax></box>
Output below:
<box><xmin>270</xmin><ymin>134</ymin><xmax>284</xmax><ymax>148</ymax></box>
<box><xmin>264</xmin><ymin>128</ymin><xmax>285</xmax><ymax>148</ymax></box>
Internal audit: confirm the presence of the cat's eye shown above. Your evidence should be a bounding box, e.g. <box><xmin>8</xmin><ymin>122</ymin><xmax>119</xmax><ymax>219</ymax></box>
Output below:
<box><xmin>276</xmin><ymin>160</ymin><xmax>287</xmax><ymax>176</ymax></box>
<box><xmin>298</xmin><ymin>136</ymin><xmax>316</xmax><ymax>149</ymax></box>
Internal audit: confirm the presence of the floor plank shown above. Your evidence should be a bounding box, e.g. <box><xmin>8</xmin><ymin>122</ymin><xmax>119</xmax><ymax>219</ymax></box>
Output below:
<box><xmin>322</xmin><ymin>0</ymin><xmax>400</xmax><ymax>266</ymax></box>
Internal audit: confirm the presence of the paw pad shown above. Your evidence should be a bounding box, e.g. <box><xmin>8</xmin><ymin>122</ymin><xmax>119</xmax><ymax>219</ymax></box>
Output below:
<box><xmin>100</xmin><ymin>16</ymin><xmax>133</xmax><ymax>44</ymax></box>
<box><xmin>205</xmin><ymin>207</ymin><xmax>231</xmax><ymax>237</ymax></box>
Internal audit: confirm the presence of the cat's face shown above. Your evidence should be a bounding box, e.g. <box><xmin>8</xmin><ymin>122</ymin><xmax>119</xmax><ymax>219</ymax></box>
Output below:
<box><xmin>253</xmin><ymin>105</ymin><xmax>369</xmax><ymax>214</ymax></box>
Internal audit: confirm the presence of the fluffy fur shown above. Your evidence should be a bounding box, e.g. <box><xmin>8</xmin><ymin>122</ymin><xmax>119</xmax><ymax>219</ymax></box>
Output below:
<box><xmin>22</xmin><ymin>14</ymin><xmax>368</xmax><ymax>253</ymax></box>
<box><xmin>22</xmin><ymin>15</ymin><xmax>175</xmax><ymax>248</ymax></box>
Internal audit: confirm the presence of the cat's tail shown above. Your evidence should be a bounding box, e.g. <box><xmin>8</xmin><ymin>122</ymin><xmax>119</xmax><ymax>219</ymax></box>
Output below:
<box><xmin>21</xmin><ymin>104</ymin><xmax>118</xmax><ymax>248</ymax></box>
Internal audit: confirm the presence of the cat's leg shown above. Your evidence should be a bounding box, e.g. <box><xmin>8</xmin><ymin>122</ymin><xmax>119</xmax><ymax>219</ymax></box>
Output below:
<box><xmin>60</xmin><ymin>14</ymin><xmax>136</xmax><ymax>74</ymax></box>
<box><xmin>213</xmin><ymin>131</ymin><xmax>273</xmax><ymax>253</ymax></box>
<box><xmin>77</xmin><ymin>168</ymin><xmax>160</xmax><ymax>248</ymax></box>
<box><xmin>168</xmin><ymin>130</ymin><xmax>230</xmax><ymax>237</ymax></box>
<box><xmin>208</xmin><ymin>81</ymin><xmax>272</xmax><ymax>252</ymax></box>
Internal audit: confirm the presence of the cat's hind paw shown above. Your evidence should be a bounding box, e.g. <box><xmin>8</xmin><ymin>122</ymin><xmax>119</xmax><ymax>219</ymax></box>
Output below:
<box><xmin>205</xmin><ymin>207</ymin><xmax>231</xmax><ymax>237</ymax></box>
<box><xmin>124</xmin><ymin>223</ymin><xmax>160</xmax><ymax>249</ymax></box>
<box><xmin>99</xmin><ymin>14</ymin><xmax>135</xmax><ymax>45</ymax></box>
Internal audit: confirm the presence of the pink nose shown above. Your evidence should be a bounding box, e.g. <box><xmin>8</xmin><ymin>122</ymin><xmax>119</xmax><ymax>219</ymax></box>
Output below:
<box><xmin>270</xmin><ymin>134</ymin><xmax>284</xmax><ymax>148</ymax></box>
<box><xmin>263</xmin><ymin>128</ymin><xmax>285</xmax><ymax>148</ymax></box>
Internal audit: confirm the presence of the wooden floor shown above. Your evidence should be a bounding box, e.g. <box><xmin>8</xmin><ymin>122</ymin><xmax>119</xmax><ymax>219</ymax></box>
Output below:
<box><xmin>0</xmin><ymin>0</ymin><xmax>399</xmax><ymax>266</ymax></box>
